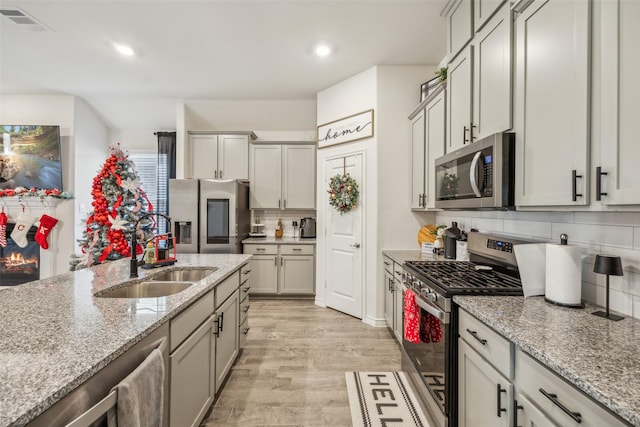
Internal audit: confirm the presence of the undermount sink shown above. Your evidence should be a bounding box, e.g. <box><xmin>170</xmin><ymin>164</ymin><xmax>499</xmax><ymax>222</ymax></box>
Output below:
<box><xmin>149</xmin><ymin>267</ymin><xmax>217</xmax><ymax>282</ymax></box>
<box><xmin>96</xmin><ymin>281</ymin><xmax>194</xmax><ymax>298</ymax></box>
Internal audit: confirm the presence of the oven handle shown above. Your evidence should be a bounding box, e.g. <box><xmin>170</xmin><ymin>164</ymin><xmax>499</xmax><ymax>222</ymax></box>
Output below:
<box><xmin>402</xmin><ymin>283</ymin><xmax>450</xmax><ymax>324</ymax></box>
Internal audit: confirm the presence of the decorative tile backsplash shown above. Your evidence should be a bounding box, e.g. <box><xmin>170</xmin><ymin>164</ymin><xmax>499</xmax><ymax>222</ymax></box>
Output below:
<box><xmin>252</xmin><ymin>209</ymin><xmax>316</xmax><ymax>238</ymax></box>
<box><xmin>434</xmin><ymin>210</ymin><xmax>640</xmax><ymax>319</ymax></box>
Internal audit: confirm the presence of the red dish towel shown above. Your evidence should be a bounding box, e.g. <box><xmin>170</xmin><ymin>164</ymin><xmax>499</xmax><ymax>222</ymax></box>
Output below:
<box><xmin>404</xmin><ymin>289</ymin><xmax>420</xmax><ymax>343</ymax></box>
<box><xmin>420</xmin><ymin>309</ymin><xmax>443</xmax><ymax>343</ymax></box>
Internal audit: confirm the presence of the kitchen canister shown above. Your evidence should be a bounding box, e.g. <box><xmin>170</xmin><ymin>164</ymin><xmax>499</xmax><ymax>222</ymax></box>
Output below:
<box><xmin>544</xmin><ymin>234</ymin><xmax>584</xmax><ymax>307</ymax></box>
<box><xmin>456</xmin><ymin>240</ymin><xmax>469</xmax><ymax>261</ymax></box>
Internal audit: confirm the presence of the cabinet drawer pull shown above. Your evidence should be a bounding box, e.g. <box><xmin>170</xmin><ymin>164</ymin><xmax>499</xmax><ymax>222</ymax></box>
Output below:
<box><xmin>292</xmin><ymin>248</ymin><xmax>302</xmax><ymax>251</ymax></box>
<box><xmin>243</xmin><ymin>286</ymin><xmax>250</xmax><ymax>292</ymax></box>
<box><xmin>243</xmin><ymin>327</ymin><xmax>250</xmax><ymax>335</ymax></box>
<box><xmin>394</xmin><ymin>271</ymin><xmax>402</xmax><ymax>276</ymax></box>
<box><xmin>255</xmin><ymin>248</ymin><xmax>265</xmax><ymax>251</ymax></box>
<box><xmin>539</xmin><ymin>388</ymin><xmax>582</xmax><ymax>423</ymax></box>
<box><xmin>496</xmin><ymin>384</ymin><xmax>507</xmax><ymax>417</ymax></box>
<box><xmin>572</xmin><ymin>170</ymin><xmax>583</xmax><ymax>201</ymax></box>
<box><xmin>243</xmin><ymin>269</ymin><xmax>252</xmax><ymax>274</ymax></box>
<box><xmin>466</xmin><ymin>328</ymin><xmax>487</xmax><ymax>345</ymax></box>
<box><xmin>384</xmin><ymin>261</ymin><xmax>391</xmax><ymax>266</ymax></box>
<box><xmin>243</xmin><ymin>305</ymin><xmax>250</xmax><ymax>313</ymax></box>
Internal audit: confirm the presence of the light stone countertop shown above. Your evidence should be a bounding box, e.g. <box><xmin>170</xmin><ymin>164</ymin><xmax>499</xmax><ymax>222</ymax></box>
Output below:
<box><xmin>242</xmin><ymin>236</ymin><xmax>316</xmax><ymax>245</ymax></box>
<box><xmin>382</xmin><ymin>249</ymin><xmax>429</xmax><ymax>265</ymax></box>
<box><xmin>0</xmin><ymin>253</ymin><xmax>251</xmax><ymax>427</ymax></box>
<box><xmin>453</xmin><ymin>295</ymin><xmax>640</xmax><ymax>426</ymax></box>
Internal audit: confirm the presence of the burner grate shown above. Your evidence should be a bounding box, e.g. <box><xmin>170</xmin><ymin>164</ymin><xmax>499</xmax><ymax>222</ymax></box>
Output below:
<box><xmin>405</xmin><ymin>261</ymin><xmax>522</xmax><ymax>295</ymax></box>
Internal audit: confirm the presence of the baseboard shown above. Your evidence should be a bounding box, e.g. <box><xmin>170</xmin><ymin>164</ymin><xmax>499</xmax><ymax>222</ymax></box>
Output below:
<box><xmin>363</xmin><ymin>315</ymin><xmax>388</xmax><ymax>327</ymax></box>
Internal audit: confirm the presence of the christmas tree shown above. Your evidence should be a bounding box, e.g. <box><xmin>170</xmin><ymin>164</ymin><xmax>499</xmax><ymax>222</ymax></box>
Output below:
<box><xmin>71</xmin><ymin>144</ymin><xmax>156</xmax><ymax>269</ymax></box>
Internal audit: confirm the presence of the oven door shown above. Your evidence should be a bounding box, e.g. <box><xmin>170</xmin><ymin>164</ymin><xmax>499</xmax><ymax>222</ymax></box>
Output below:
<box><xmin>401</xmin><ymin>284</ymin><xmax>452</xmax><ymax>426</ymax></box>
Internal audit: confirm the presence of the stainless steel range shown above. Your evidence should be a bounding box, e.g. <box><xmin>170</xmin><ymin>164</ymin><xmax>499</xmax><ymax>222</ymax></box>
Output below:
<box><xmin>401</xmin><ymin>232</ymin><xmax>527</xmax><ymax>427</ymax></box>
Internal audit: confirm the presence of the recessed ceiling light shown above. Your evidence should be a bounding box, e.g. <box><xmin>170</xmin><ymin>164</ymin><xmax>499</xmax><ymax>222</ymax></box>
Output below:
<box><xmin>113</xmin><ymin>43</ymin><xmax>135</xmax><ymax>57</ymax></box>
<box><xmin>314</xmin><ymin>44</ymin><xmax>332</xmax><ymax>57</ymax></box>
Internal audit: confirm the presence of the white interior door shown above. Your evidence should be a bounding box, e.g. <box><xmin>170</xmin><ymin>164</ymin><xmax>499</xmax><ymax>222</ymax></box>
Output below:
<box><xmin>324</xmin><ymin>153</ymin><xmax>363</xmax><ymax>318</ymax></box>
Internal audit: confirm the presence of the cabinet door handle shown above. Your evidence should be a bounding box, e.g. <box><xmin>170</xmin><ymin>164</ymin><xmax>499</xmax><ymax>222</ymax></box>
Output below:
<box><xmin>463</xmin><ymin>126</ymin><xmax>469</xmax><ymax>144</ymax></box>
<box><xmin>471</xmin><ymin>122</ymin><xmax>477</xmax><ymax>141</ymax></box>
<box><xmin>278</xmin><ymin>199</ymin><xmax>281</xmax><ymax>208</ymax></box>
<box><xmin>496</xmin><ymin>384</ymin><xmax>507</xmax><ymax>417</ymax></box>
<box><xmin>274</xmin><ymin>256</ymin><xmax>277</xmax><ymax>266</ymax></box>
<box><xmin>284</xmin><ymin>199</ymin><xmax>287</xmax><ymax>208</ymax></box>
<box><xmin>350</xmin><ymin>243</ymin><xmax>361</xmax><ymax>248</ymax></box>
<box><xmin>219</xmin><ymin>170</ymin><xmax>223</xmax><ymax>178</ymax></box>
<box><xmin>213</xmin><ymin>318</ymin><xmax>220</xmax><ymax>337</ymax></box>
<box><xmin>539</xmin><ymin>388</ymin><xmax>582</xmax><ymax>423</ymax></box>
<box><xmin>466</xmin><ymin>328</ymin><xmax>487</xmax><ymax>345</ymax></box>
<box><xmin>384</xmin><ymin>261</ymin><xmax>391</xmax><ymax>266</ymax></box>
<box><xmin>219</xmin><ymin>312</ymin><xmax>224</xmax><ymax>332</ymax></box>
<box><xmin>572</xmin><ymin>170</ymin><xmax>583</xmax><ymax>201</ymax></box>
<box><xmin>513</xmin><ymin>399</ymin><xmax>524</xmax><ymax>427</ymax></box>
<box><xmin>281</xmin><ymin>257</ymin><xmax>283</xmax><ymax>266</ymax></box>
<box><xmin>214</xmin><ymin>170</ymin><xmax>218</xmax><ymax>179</ymax></box>
<box><xmin>243</xmin><ymin>286</ymin><xmax>251</xmax><ymax>292</ymax></box>
<box><xmin>243</xmin><ymin>327</ymin><xmax>250</xmax><ymax>335</ymax></box>
<box><xmin>596</xmin><ymin>166</ymin><xmax>608</xmax><ymax>201</ymax></box>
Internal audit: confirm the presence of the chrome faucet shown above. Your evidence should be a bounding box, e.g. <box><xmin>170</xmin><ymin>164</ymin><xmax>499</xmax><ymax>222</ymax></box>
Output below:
<box><xmin>130</xmin><ymin>213</ymin><xmax>172</xmax><ymax>278</ymax></box>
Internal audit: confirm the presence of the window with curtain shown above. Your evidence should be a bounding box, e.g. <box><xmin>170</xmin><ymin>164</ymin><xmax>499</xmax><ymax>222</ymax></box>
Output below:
<box><xmin>129</xmin><ymin>152</ymin><xmax>169</xmax><ymax>234</ymax></box>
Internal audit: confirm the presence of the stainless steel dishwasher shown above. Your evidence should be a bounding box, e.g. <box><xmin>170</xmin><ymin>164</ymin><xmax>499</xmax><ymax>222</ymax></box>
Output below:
<box><xmin>27</xmin><ymin>323</ymin><xmax>170</xmax><ymax>427</ymax></box>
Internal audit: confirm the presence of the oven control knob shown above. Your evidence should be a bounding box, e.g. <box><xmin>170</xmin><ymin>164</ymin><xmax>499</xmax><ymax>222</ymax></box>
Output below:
<box><xmin>426</xmin><ymin>291</ymin><xmax>438</xmax><ymax>302</ymax></box>
<box><xmin>412</xmin><ymin>280</ymin><xmax>420</xmax><ymax>288</ymax></box>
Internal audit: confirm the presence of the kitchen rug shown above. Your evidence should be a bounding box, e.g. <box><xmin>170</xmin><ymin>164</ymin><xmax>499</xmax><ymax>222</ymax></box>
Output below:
<box><xmin>345</xmin><ymin>371</ymin><xmax>431</xmax><ymax>427</ymax></box>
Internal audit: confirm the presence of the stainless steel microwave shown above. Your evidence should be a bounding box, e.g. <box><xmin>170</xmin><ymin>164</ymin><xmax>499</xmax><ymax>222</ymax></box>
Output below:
<box><xmin>434</xmin><ymin>133</ymin><xmax>515</xmax><ymax>210</ymax></box>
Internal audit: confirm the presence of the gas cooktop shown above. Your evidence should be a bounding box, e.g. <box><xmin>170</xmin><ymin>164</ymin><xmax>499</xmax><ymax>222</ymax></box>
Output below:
<box><xmin>404</xmin><ymin>260</ymin><xmax>523</xmax><ymax>297</ymax></box>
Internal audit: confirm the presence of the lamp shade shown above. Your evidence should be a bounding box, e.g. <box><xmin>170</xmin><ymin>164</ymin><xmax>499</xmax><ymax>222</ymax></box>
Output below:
<box><xmin>593</xmin><ymin>255</ymin><xmax>623</xmax><ymax>276</ymax></box>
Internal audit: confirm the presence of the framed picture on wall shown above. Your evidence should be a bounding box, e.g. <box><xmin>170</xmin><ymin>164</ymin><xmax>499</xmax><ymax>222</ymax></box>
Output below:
<box><xmin>317</xmin><ymin>109</ymin><xmax>374</xmax><ymax>149</ymax></box>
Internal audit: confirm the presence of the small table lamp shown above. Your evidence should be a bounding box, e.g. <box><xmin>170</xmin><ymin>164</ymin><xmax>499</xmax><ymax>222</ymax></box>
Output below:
<box><xmin>592</xmin><ymin>255</ymin><xmax>624</xmax><ymax>321</ymax></box>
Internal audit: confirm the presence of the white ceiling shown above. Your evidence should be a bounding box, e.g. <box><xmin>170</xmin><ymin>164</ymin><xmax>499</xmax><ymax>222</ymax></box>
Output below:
<box><xmin>0</xmin><ymin>0</ymin><xmax>447</xmax><ymax>130</ymax></box>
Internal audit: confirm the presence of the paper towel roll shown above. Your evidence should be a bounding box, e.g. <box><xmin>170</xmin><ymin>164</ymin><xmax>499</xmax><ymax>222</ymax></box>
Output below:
<box><xmin>545</xmin><ymin>243</ymin><xmax>582</xmax><ymax>307</ymax></box>
<box><xmin>514</xmin><ymin>244</ymin><xmax>546</xmax><ymax>297</ymax></box>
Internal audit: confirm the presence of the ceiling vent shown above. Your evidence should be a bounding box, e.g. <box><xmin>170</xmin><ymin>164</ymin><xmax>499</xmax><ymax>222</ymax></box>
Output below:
<box><xmin>0</xmin><ymin>7</ymin><xmax>52</xmax><ymax>32</ymax></box>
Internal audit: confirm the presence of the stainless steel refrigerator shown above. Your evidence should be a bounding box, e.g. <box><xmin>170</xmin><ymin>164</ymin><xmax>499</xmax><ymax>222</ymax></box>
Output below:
<box><xmin>168</xmin><ymin>179</ymin><xmax>250</xmax><ymax>254</ymax></box>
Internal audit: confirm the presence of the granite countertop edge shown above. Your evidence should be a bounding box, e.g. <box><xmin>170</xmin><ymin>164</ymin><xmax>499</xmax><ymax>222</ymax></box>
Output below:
<box><xmin>0</xmin><ymin>253</ymin><xmax>252</xmax><ymax>427</ymax></box>
<box><xmin>453</xmin><ymin>295</ymin><xmax>639</xmax><ymax>426</ymax></box>
<box><xmin>243</xmin><ymin>236</ymin><xmax>316</xmax><ymax>244</ymax></box>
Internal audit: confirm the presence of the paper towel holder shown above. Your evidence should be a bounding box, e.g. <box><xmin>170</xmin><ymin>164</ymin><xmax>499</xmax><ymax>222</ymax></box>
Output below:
<box><xmin>592</xmin><ymin>255</ymin><xmax>624</xmax><ymax>321</ymax></box>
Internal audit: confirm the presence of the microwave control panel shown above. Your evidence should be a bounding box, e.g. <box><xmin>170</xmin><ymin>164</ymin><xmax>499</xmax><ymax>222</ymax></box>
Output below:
<box><xmin>482</xmin><ymin>152</ymin><xmax>493</xmax><ymax>197</ymax></box>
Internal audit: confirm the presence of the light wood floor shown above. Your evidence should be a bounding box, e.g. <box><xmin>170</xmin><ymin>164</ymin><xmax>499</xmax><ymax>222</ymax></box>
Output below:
<box><xmin>200</xmin><ymin>299</ymin><xmax>402</xmax><ymax>426</ymax></box>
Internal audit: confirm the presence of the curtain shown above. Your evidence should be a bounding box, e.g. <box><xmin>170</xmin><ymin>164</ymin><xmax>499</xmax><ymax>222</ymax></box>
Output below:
<box><xmin>156</xmin><ymin>131</ymin><xmax>176</xmax><ymax>179</ymax></box>
<box><xmin>155</xmin><ymin>131</ymin><xmax>176</xmax><ymax>233</ymax></box>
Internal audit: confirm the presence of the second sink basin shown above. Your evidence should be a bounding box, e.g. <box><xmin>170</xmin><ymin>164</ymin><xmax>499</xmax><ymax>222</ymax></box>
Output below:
<box><xmin>149</xmin><ymin>267</ymin><xmax>217</xmax><ymax>283</ymax></box>
<box><xmin>97</xmin><ymin>281</ymin><xmax>193</xmax><ymax>298</ymax></box>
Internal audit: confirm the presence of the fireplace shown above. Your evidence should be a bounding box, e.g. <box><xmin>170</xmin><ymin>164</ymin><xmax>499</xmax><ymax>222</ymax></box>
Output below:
<box><xmin>0</xmin><ymin>223</ymin><xmax>40</xmax><ymax>285</ymax></box>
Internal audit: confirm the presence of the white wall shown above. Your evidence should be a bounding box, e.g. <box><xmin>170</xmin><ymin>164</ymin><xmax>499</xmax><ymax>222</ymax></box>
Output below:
<box><xmin>435</xmin><ymin>210</ymin><xmax>640</xmax><ymax>319</ymax></box>
<box><xmin>316</xmin><ymin>65</ymin><xmax>438</xmax><ymax>325</ymax></box>
<box><xmin>316</xmin><ymin>66</ymin><xmax>378</xmax><ymax>323</ymax></box>
<box><xmin>0</xmin><ymin>94</ymin><xmax>109</xmax><ymax>275</ymax></box>
<box><xmin>75</xmin><ymin>98</ymin><xmax>110</xmax><ymax>252</ymax></box>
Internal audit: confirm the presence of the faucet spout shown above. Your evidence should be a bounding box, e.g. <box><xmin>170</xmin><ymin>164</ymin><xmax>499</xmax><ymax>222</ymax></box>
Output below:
<box><xmin>130</xmin><ymin>213</ymin><xmax>172</xmax><ymax>278</ymax></box>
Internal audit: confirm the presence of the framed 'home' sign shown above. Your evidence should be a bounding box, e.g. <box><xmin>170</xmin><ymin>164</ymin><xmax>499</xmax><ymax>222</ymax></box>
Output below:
<box><xmin>317</xmin><ymin>109</ymin><xmax>374</xmax><ymax>149</ymax></box>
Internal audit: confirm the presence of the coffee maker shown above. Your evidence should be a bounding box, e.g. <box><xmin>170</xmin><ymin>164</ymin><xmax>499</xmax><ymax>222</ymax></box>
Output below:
<box><xmin>300</xmin><ymin>217</ymin><xmax>316</xmax><ymax>238</ymax></box>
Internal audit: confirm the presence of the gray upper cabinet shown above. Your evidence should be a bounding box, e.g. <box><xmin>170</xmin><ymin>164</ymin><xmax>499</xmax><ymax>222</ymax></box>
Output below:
<box><xmin>249</xmin><ymin>143</ymin><xmax>316</xmax><ymax>210</ymax></box>
<box><xmin>474</xmin><ymin>0</ymin><xmax>506</xmax><ymax>32</ymax></box>
<box><xmin>598</xmin><ymin>0</ymin><xmax>640</xmax><ymax>205</ymax></box>
<box><xmin>514</xmin><ymin>0</ymin><xmax>590</xmax><ymax>207</ymax></box>
<box><xmin>446</xmin><ymin>1</ymin><xmax>512</xmax><ymax>154</ymax></box>
<box><xmin>189</xmin><ymin>131</ymin><xmax>256</xmax><ymax>180</ymax></box>
<box><xmin>446</xmin><ymin>0</ymin><xmax>474</xmax><ymax>59</ymax></box>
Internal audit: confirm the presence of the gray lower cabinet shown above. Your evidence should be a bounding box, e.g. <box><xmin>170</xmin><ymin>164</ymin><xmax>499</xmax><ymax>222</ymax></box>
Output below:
<box><xmin>244</xmin><ymin>244</ymin><xmax>315</xmax><ymax>295</ymax></box>
<box><xmin>515</xmin><ymin>393</ymin><xmax>557</xmax><ymax>427</ymax></box>
<box><xmin>215</xmin><ymin>289</ymin><xmax>239</xmax><ymax>393</ymax></box>
<box><xmin>170</xmin><ymin>314</ymin><xmax>216</xmax><ymax>427</ymax></box>
<box><xmin>168</xmin><ymin>266</ymin><xmax>246</xmax><ymax>427</ymax></box>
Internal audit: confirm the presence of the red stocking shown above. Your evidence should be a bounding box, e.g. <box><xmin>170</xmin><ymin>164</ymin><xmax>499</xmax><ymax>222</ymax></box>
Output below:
<box><xmin>35</xmin><ymin>214</ymin><xmax>58</xmax><ymax>250</ymax></box>
<box><xmin>0</xmin><ymin>211</ymin><xmax>7</xmax><ymax>248</ymax></box>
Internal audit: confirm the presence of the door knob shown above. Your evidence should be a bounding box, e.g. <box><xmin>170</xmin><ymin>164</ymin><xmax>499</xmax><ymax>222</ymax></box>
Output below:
<box><xmin>350</xmin><ymin>243</ymin><xmax>361</xmax><ymax>248</ymax></box>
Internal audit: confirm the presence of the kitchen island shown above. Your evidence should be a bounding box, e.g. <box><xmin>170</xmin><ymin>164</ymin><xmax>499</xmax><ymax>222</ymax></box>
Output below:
<box><xmin>0</xmin><ymin>253</ymin><xmax>251</xmax><ymax>427</ymax></box>
<box><xmin>454</xmin><ymin>295</ymin><xmax>640</xmax><ymax>426</ymax></box>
